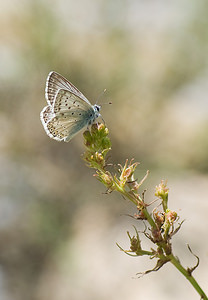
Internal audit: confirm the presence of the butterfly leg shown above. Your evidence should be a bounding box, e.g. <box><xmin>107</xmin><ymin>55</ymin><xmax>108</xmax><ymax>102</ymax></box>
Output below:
<box><xmin>100</xmin><ymin>116</ymin><xmax>105</xmax><ymax>125</ymax></box>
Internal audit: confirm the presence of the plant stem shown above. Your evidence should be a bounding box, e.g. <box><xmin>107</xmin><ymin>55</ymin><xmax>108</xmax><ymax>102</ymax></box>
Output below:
<box><xmin>115</xmin><ymin>184</ymin><xmax>157</xmax><ymax>229</ymax></box>
<box><xmin>168</xmin><ymin>254</ymin><xmax>208</xmax><ymax>299</ymax></box>
<box><xmin>83</xmin><ymin>125</ymin><xmax>208</xmax><ymax>299</ymax></box>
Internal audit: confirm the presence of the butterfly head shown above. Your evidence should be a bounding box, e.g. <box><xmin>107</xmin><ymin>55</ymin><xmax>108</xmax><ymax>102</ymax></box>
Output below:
<box><xmin>94</xmin><ymin>104</ymin><xmax>101</xmax><ymax>112</ymax></box>
<box><xmin>93</xmin><ymin>104</ymin><xmax>101</xmax><ymax>119</ymax></box>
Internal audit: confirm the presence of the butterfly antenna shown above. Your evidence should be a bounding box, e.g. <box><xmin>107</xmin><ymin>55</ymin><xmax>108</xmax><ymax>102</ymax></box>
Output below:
<box><xmin>101</xmin><ymin>101</ymin><xmax>112</xmax><ymax>106</ymax></box>
<box><xmin>96</xmin><ymin>89</ymin><xmax>107</xmax><ymax>104</ymax></box>
<box><xmin>96</xmin><ymin>89</ymin><xmax>112</xmax><ymax>107</ymax></box>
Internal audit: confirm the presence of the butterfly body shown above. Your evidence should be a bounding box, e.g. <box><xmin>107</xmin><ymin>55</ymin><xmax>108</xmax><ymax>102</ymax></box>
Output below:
<box><xmin>40</xmin><ymin>72</ymin><xmax>101</xmax><ymax>142</ymax></box>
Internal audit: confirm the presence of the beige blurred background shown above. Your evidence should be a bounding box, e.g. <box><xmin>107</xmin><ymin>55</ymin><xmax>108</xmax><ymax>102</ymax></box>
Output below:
<box><xmin>0</xmin><ymin>0</ymin><xmax>208</xmax><ymax>299</ymax></box>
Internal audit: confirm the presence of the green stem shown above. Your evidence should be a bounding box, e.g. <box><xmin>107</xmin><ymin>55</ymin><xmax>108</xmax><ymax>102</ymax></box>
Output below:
<box><xmin>114</xmin><ymin>183</ymin><xmax>138</xmax><ymax>205</ymax></box>
<box><xmin>114</xmin><ymin>183</ymin><xmax>157</xmax><ymax>229</ymax></box>
<box><xmin>141</xmin><ymin>207</ymin><xmax>157</xmax><ymax>229</ymax></box>
<box><xmin>168</xmin><ymin>254</ymin><xmax>208</xmax><ymax>299</ymax></box>
<box><xmin>139</xmin><ymin>250</ymin><xmax>153</xmax><ymax>256</ymax></box>
<box><xmin>161</xmin><ymin>193</ymin><xmax>168</xmax><ymax>212</ymax></box>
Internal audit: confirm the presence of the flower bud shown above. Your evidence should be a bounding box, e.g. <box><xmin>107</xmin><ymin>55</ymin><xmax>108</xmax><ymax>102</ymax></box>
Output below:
<box><xmin>165</xmin><ymin>209</ymin><xmax>177</xmax><ymax>225</ymax></box>
<box><xmin>155</xmin><ymin>180</ymin><xmax>169</xmax><ymax>199</ymax></box>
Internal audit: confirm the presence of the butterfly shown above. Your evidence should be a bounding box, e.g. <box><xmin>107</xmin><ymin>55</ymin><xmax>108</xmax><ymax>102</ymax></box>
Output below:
<box><xmin>40</xmin><ymin>71</ymin><xmax>101</xmax><ymax>142</ymax></box>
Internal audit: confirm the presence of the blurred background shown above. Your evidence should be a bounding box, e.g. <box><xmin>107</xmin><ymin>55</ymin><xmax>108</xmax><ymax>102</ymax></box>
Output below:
<box><xmin>0</xmin><ymin>0</ymin><xmax>208</xmax><ymax>299</ymax></box>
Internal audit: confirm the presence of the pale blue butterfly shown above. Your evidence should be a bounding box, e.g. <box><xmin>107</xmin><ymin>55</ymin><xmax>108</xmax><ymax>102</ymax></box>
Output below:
<box><xmin>40</xmin><ymin>71</ymin><xmax>101</xmax><ymax>142</ymax></box>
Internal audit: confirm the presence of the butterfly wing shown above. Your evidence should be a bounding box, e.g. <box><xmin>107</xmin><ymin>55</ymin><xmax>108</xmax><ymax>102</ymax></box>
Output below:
<box><xmin>40</xmin><ymin>105</ymin><xmax>53</xmax><ymax>124</ymax></box>
<box><xmin>40</xmin><ymin>105</ymin><xmax>55</xmax><ymax>140</ymax></box>
<box><xmin>46</xmin><ymin>114</ymin><xmax>90</xmax><ymax>142</ymax></box>
<box><xmin>53</xmin><ymin>88</ymin><xmax>94</xmax><ymax>113</ymax></box>
<box><xmin>41</xmin><ymin>89</ymin><xmax>95</xmax><ymax>142</ymax></box>
<box><xmin>45</xmin><ymin>71</ymin><xmax>91</xmax><ymax>106</ymax></box>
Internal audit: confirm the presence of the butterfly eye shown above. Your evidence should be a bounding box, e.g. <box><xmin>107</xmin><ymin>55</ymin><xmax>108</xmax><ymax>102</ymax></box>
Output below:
<box><xmin>94</xmin><ymin>105</ymin><xmax>100</xmax><ymax>112</ymax></box>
